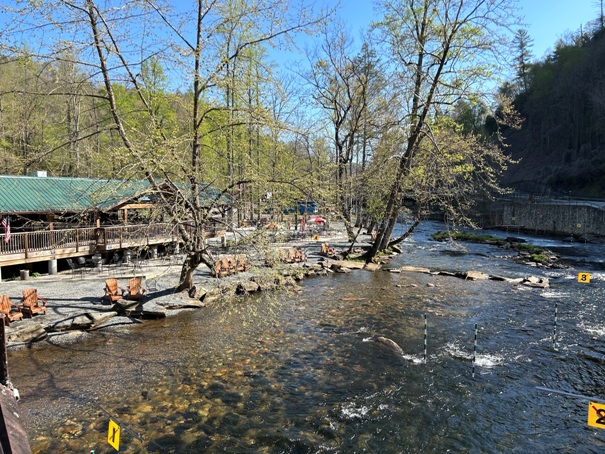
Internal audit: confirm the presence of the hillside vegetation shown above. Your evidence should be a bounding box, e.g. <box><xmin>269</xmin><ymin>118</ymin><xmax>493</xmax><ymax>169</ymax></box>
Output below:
<box><xmin>501</xmin><ymin>27</ymin><xmax>605</xmax><ymax>197</ymax></box>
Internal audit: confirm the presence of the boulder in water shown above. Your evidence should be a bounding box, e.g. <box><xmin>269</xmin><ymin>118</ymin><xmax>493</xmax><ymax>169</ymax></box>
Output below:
<box><xmin>375</xmin><ymin>336</ymin><xmax>404</xmax><ymax>356</ymax></box>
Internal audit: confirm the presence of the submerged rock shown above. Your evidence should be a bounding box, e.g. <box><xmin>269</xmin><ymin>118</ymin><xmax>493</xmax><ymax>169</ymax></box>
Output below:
<box><xmin>521</xmin><ymin>276</ymin><xmax>550</xmax><ymax>288</ymax></box>
<box><xmin>375</xmin><ymin>336</ymin><xmax>404</xmax><ymax>356</ymax></box>
<box><xmin>463</xmin><ymin>271</ymin><xmax>490</xmax><ymax>280</ymax></box>
<box><xmin>399</xmin><ymin>266</ymin><xmax>431</xmax><ymax>274</ymax></box>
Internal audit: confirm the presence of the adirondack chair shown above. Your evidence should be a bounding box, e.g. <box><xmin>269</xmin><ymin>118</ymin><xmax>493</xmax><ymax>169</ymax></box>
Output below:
<box><xmin>0</xmin><ymin>295</ymin><xmax>23</xmax><ymax>326</ymax></box>
<box><xmin>212</xmin><ymin>260</ymin><xmax>223</xmax><ymax>277</ymax></box>
<box><xmin>20</xmin><ymin>288</ymin><xmax>47</xmax><ymax>318</ymax></box>
<box><xmin>220</xmin><ymin>257</ymin><xmax>232</xmax><ymax>276</ymax></box>
<box><xmin>279</xmin><ymin>249</ymin><xmax>288</xmax><ymax>263</ymax></box>
<box><xmin>103</xmin><ymin>278</ymin><xmax>126</xmax><ymax>302</ymax></box>
<box><xmin>287</xmin><ymin>249</ymin><xmax>296</xmax><ymax>263</ymax></box>
<box><xmin>226</xmin><ymin>256</ymin><xmax>237</xmax><ymax>274</ymax></box>
<box><xmin>236</xmin><ymin>255</ymin><xmax>248</xmax><ymax>272</ymax></box>
<box><xmin>295</xmin><ymin>247</ymin><xmax>307</xmax><ymax>263</ymax></box>
<box><xmin>126</xmin><ymin>277</ymin><xmax>146</xmax><ymax>300</ymax></box>
<box><xmin>320</xmin><ymin>243</ymin><xmax>329</xmax><ymax>256</ymax></box>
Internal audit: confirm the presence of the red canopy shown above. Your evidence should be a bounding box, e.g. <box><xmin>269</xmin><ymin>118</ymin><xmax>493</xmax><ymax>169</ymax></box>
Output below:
<box><xmin>307</xmin><ymin>216</ymin><xmax>326</xmax><ymax>223</ymax></box>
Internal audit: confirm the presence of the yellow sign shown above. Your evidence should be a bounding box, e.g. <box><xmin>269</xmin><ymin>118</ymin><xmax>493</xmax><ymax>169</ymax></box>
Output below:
<box><xmin>588</xmin><ymin>402</ymin><xmax>605</xmax><ymax>429</ymax></box>
<box><xmin>578</xmin><ymin>272</ymin><xmax>591</xmax><ymax>283</ymax></box>
<box><xmin>313</xmin><ymin>234</ymin><xmax>319</xmax><ymax>241</ymax></box>
<box><xmin>108</xmin><ymin>419</ymin><xmax>120</xmax><ymax>451</ymax></box>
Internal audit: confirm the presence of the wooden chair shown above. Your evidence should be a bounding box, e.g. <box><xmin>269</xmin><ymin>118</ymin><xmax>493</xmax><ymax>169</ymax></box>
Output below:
<box><xmin>295</xmin><ymin>247</ymin><xmax>307</xmax><ymax>262</ymax></box>
<box><xmin>20</xmin><ymin>288</ymin><xmax>47</xmax><ymax>318</ymax></box>
<box><xmin>126</xmin><ymin>277</ymin><xmax>146</xmax><ymax>301</ymax></box>
<box><xmin>104</xmin><ymin>278</ymin><xmax>126</xmax><ymax>302</ymax></box>
<box><xmin>0</xmin><ymin>295</ymin><xmax>23</xmax><ymax>326</ymax></box>
<box><xmin>287</xmin><ymin>249</ymin><xmax>296</xmax><ymax>263</ymax></box>
<box><xmin>226</xmin><ymin>256</ymin><xmax>237</xmax><ymax>274</ymax></box>
<box><xmin>320</xmin><ymin>243</ymin><xmax>329</xmax><ymax>256</ymax></box>
<box><xmin>279</xmin><ymin>249</ymin><xmax>288</xmax><ymax>263</ymax></box>
<box><xmin>220</xmin><ymin>257</ymin><xmax>232</xmax><ymax>276</ymax></box>
<box><xmin>212</xmin><ymin>260</ymin><xmax>223</xmax><ymax>277</ymax></box>
<box><xmin>236</xmin><ymin>255</ymin><xmax>248</xmax><ymax>272</ymax></box>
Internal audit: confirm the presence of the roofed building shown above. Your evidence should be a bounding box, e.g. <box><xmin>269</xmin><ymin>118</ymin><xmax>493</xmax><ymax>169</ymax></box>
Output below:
<box><xmin>0</xmin><ymin>173</ymin><xmax>230</xmax><ymax>280</ymax></box>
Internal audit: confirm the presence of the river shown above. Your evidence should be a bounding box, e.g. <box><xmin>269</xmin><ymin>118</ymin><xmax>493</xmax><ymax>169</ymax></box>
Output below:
<box><xmin>8</xmin><ymin>222</ymin><xmax>605</xmax><ymax>453</ymax></box>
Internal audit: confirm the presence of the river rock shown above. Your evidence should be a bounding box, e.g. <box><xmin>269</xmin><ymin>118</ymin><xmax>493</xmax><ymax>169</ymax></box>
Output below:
<box><xmin>375</xmin><ymin>336</ymin><xmax>404</xmax><ymax>356</ymax></box>
<box><xmin>88</xmin><ymin>311</ymin><xmax>118</xmax><ymax>327</ymax></box>
<box><xmin>399</xmin><ymin>266</ymin><xmax>431</xmax><ymax>274</ymax></box>
<box><xmin>364</xmin><ymin>263</ymin><xmax>381</xmax><ymax>272</ymax></box>
<box><xmin>156</xmin><ymin>295</ymin><xmax>206</xmax><ymax>310</ymax></box>
<box><xmin>123</xmin><ymin>301</ymin><xmax>167</xmax><ymax>319</ymax></box>
<box><xmin>463</xmin><ymin>271</ymin><xmax>490</xmax><ymax>280</ymax></box>
<box><xmin>49</xmin><ymin>315</ymin><xmax>94</xmax><ymax>332</ymax></box>
<box><xmin>189</xmin><ymin>286</ymin><xmax>208</xmax><ymax>301</ymax></box>
<box><xmin>333</xmin><ymin>265</ymin><xmax>352</xmax><ymax>273</ymax></box>
<box><xmin>522</xmin><ymin>276</ymin><xmax>550</xmax><ymax>288</ymax></box>
<box><xmin>112</xmin><ymin>299</ymin><xmax>140</xmax><ymax>314</ymax></box>
<box><xmin>488</xmin><ymin>274</ymin><xmax>510</xmax><ymax>281</ymax></box>
<box><xmin>236</xmin><ymin>280</ymin><xmax>261</xmax><ymax>295</ymax></box>
<box><xmin>7</xmin><ymin>324</ymin><xmax>47</xmax><ymax>344</ymax></box>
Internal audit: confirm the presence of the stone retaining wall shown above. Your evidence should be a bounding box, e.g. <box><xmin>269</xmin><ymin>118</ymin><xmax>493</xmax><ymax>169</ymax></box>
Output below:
<box><xmin>500</xmin><ymin>201</ymin><xmax>605</xmax><ymax>236</ymax></box>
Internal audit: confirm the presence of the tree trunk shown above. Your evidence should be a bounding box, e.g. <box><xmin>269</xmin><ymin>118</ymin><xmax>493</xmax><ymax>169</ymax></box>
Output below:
<box><xmin>387</xmin><ymin>218</ymin><xmax>420</xmax><ymax>248</ymax></box>
<box><xmin>177</xmin><ymin>252</ymin><xmax>205</xmax><ymax>292</ymax></box>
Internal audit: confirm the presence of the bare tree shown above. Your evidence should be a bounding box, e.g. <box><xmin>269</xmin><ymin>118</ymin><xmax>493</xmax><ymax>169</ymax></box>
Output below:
<box><xmin>1</xmin><ymin>0</ymin><xmax>328</xmax><ymax>290</ymax></box>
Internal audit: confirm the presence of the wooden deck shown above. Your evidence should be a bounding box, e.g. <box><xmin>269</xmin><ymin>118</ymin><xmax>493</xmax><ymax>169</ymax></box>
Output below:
<box><xmin>0</xmin><ymin>223</ymin><xmax>182</xmax><ymax>267</ymax></box>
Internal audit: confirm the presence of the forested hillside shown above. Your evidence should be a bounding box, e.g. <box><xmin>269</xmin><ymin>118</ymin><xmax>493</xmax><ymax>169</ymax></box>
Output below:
<box><xmin>501</xmin><ymin>27</ymin><xmax>605</xmax><ymax>197</ymax></box>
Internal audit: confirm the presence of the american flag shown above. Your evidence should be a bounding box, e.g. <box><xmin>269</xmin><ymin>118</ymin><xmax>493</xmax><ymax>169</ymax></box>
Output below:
<box><xmin>1</xmin><ymin>217</ymin><xmax>10</xmax><ymax>244</ymax></box>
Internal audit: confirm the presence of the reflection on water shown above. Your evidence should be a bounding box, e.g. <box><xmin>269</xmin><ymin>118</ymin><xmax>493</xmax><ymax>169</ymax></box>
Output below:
<box><xmin>9</xmin><ymin>222</ymin><xmax>605</xmax><ymax>453</ymax></box>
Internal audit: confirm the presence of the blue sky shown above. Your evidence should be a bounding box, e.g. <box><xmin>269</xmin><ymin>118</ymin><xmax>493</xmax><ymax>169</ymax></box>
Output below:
<box><xmin>520</xmin><ymin>0</ymin><xmax>598</xmax><ymax>59</ymax></box>
<box><xmin>331</xmin><ymin>0</ymin><xmax>598</xmax><ymax>61</ymax></box>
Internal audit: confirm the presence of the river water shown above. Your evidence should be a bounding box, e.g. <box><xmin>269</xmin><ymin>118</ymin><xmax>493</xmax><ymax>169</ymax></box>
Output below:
<box><xmin>9</xmin><ymin>222</ymin><xmax>605</xmax><ymax>453</ymax></box>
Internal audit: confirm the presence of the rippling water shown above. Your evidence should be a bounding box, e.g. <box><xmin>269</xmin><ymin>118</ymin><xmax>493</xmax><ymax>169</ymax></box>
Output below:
<box><xmin>9</xmin><ymin>222</ymin><xmax>605</xmax><ymax>453</ymax></box>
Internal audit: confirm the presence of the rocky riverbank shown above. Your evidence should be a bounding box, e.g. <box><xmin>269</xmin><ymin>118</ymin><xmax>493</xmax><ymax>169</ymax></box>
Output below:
<box><xmin>2</xmin><ymin>231</ymin><xmax>385</xmax><ymax>349</ymax></box>
<box><xmin>3</xmin><ymin>228</ymin><xmax>553</xmax><ymax>350</ymax></box>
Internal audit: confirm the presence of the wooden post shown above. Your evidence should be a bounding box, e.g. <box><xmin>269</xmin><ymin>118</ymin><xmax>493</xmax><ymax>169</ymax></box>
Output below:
<box><xmin>0</xmin><ymin>315</ymin><xmax>8</xmax><ymax>386</ymax></box>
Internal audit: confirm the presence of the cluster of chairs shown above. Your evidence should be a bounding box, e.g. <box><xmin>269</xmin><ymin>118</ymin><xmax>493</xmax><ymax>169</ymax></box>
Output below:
<box><xmin>0</xmin><ymin>288</ymin><xmax>47</xmax><ymax>326</ymax></box>
<box><xmin>280</xmin><ymin>247</ymin><xmax>307</xmax><ymax>263</ymax></box>
<box><xmin>103</xmin><ymin>277</ymin><xmax>146</xmax><ymax>303</ymax></box>
<box><xmin>320</xmin><ymin>242</ymin><xmax>336</xmax><ymax>257</ymax></box>
<box><xmin>212</xmin><ymin>255</ymin><xmax>249</xmax><ymax>278</ymax></box>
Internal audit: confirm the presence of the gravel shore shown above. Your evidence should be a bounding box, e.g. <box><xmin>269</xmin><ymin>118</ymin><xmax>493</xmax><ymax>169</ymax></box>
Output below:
<box><xmin>2</xmin><ymin>228</ymin><xmax>370</xmax><ymax>350</ymax></box>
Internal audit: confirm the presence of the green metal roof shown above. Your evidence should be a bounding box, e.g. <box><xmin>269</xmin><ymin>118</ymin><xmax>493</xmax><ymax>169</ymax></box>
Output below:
<box><xmin>0</xmin><ymin>175</ymin><xmax>230</xmax><ymax>214</ymax></box>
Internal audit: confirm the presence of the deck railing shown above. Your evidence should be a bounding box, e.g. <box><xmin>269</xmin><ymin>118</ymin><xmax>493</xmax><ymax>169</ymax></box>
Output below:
<box><xmin>0</xmin><ymin>223</ymin><xmax>178</xmax><ymax>259</ymax></box>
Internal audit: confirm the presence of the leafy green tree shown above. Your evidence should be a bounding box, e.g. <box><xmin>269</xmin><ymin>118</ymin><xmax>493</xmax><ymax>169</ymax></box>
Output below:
<box><xmin>366</xmin><ymin>0</ymin><xmax>520</xmax><ymax>260</ymax></box>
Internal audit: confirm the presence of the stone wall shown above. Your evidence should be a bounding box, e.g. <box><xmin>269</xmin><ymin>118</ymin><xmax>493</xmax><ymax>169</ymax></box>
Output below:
<box><xmin>500</xmin><ymin>200</ymin><xmax>605</xmax><ymax>236</ymax></box>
